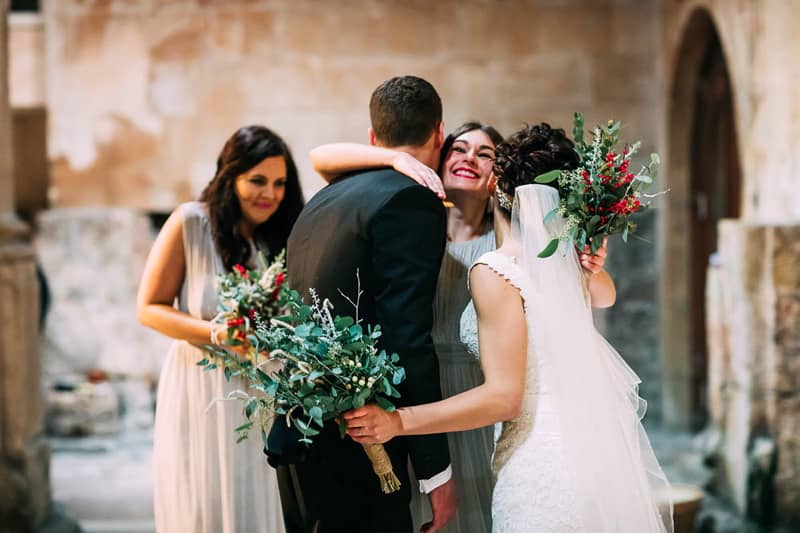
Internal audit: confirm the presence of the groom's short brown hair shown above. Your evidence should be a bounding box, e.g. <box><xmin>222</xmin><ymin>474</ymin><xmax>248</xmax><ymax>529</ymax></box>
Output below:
<box><xmin>369</xmin><ymin>76</ymin><xmax>442</xmax><ymax>147</ymax></box>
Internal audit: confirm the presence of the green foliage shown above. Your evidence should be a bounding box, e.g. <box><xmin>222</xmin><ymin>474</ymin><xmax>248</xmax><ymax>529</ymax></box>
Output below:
<box><xmin>203</xmin><ymin>282</ymin><xmax>406</xmax><ymax>447</ymax></box>
<box><xmin>534</xmin><ymin>112</ymin><xmax>664</xmax><ymax>258</ymax></box>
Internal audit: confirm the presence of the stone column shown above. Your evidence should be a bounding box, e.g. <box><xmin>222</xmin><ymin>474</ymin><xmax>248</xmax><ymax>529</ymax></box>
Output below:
<box><xmin>0</xmin><ymin>0</ymin><xmax>51</xmax><ymax>530</ymax></box>
<box><xmin>707</xmin><ymin>220</ymin><xmax>800</xmax><ymax>528</ymax></box>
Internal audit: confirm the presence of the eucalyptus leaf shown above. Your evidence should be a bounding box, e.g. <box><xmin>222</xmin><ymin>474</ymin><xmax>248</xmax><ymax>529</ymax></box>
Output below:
<box><xmin>535</xmin><ymin>169</ymin><xmax>561</xmax><ymax>184</ymax></box>
<box><xmin>578</xmin><ymin>229</ymin><xmax>587</xmax><ymax>250</ymax></box>
<box><xmin>573</xmin><ymin>112</ymin><xmax>585</xmax><ymax>148</ymax></box>
<box><xmin>334</xmin><ymin>316</ymin><xmax>354</xmax><ymax>329</ymax></box>
<box><xmin>309</xmin><ymin>406</ymin><xmax>323</xmax><ymax>422</ymax></box>
<box><xmin>537</xmin><ymin>238</ymin><xmax>560</xmax><ymax>258</ymax></box>
<box><xmin>295</xmin><ymin>324</ymin><xmax>312</xmax><ymax>338</ymax></box>
<box><xmin>591</xmin><ymin>235</ymin><xmax>603</xmax><ymax>254</ymax></box>
<box><xmin>375</xmin><ymin>395</ymin><xmax>396</xmax><ymax>412</ymax></box>
<box><xmin>245</xmin><ymin>399</ymin><xmax>258</xmax><ymax>419</ymax></box>
<box><xmin>543</xmin><ymin>207</ymin><xmax>558</xmax><ymax>225</ymax></box>
<box><xmin>586</xmin><ymin>215</ymin><xmax>601</xmax><ymax>235</ymax></box>
<box><xmin>234</xmin><ymin>421</ymin><xmax>254</xmax><ymax>433</ymax></box>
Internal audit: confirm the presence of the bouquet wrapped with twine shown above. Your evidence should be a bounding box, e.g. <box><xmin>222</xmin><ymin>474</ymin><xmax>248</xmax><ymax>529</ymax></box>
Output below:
<box><xmin>215</xmin><ymin>282</ymin><xmax>407</xmax><ymax>494</ymax></box>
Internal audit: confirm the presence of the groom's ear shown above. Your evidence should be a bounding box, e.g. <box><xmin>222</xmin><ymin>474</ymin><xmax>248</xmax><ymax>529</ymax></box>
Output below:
<box><xmin>368</xmin><ymin>128</ymin><xmax>377</xmax><ymax>146</ymax></box>
<box><xmin>434</xmin><ymin>121</ymin><xmax>445</xmax><ymax>149</ymax></box>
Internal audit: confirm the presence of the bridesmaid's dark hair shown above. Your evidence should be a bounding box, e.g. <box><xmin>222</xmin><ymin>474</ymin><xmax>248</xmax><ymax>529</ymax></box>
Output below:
<box><xmin>493</xmin><ymin>123</ymin><xmax>579</xmax><ymax>216</ymax></box>
<box><xmin>200</xmin><ymin>125</ymin><xmax>305</xmax><ymax>270</ymax></box>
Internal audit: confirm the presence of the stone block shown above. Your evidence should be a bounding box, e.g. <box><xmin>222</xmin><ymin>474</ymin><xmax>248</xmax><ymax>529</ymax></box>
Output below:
<box><xmin>46</xmin><ymin>381</ymin><xmax>120</xmax><ymax>437</ymax></box>
<box><xmin>0</xmin><ymin>243</ymin><xmax>43</xmax><ymax>458</ymax></box>
<box><xmin>8</xmin><ymin>13</ymin><xmax>46</xmax><ymax>108</ymax></box>
<box><xmin>0</xmin><ymin>437</ymin><xmax>51</xmax><ymax>531</ymax></box>
<box><xmin>36</xmin><ymin>208</ymin><xmax>170</xmax><ymax>381</ymax></box>
<box><xmin>706</xmin><ymin>222</ymin><xmax>800</xmax><ymax>525</ymax></box>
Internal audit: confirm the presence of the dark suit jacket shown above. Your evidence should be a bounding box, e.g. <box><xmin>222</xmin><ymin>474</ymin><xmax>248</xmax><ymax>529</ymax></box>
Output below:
<box><xmin>268</xmin><ymin>168</ymin><xmax>451</xmax><ymax>510</ymax></box>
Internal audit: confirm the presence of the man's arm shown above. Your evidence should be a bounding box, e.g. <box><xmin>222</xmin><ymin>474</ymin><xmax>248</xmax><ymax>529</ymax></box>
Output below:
<box><xmin>368</xmin><ymin>184</ymin><xmax>451</xmax><ymax>480</ymax></box>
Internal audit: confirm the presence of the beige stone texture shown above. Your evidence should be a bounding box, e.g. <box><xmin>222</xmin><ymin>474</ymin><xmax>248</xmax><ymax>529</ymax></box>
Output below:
<box><xmin>15</xmin><ymin>0</ymin><xmax>800</xmax><ymax>523</ymax></box>
<box><xmin>12</xmin><ymin>106</ymin><xmax>48</xmax><ymax>223</ymax></box>
<box><xmin>704</xmin><ymin>220</ymin><xmax>800</xmax><ymax>523</ymax></box>
<box><xmin>36</xmin><ymin>207</ymin><xmax>171</xmax><ymax>380</ymax></box>
<box><xmin>43</xmin><ymin>0</ymin><xmax>662</xmax><ymax>210</ymax></box>
<box><xmin>1</xmin><ymin>2</ymin><xmax>51</xmax><ymax>528</ymax></box>
<box><xmin>659</xmin><ymin>0</ymin><xmax>800</xmax><ymax>430</ymax></box>
<box><xmin>8</xmin><ymin>12</ymin><xmax>45</xmax><ymax>108</ymax></box>
<box><xmin>661</xmin><ymin>0</ymin><xmax>800</xmax><ymax>222</ymax></box>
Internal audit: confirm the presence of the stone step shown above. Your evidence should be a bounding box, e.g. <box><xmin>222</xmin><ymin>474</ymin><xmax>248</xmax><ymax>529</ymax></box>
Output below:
<box><xmin>80</xmin><ymin>520</ymin><xmax>155</xmax><ymax>533</ymax></box>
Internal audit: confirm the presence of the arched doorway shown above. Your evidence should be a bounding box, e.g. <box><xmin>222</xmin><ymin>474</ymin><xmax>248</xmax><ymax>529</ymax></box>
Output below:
<box><xmin>662</xmin><ymin>8</ymin><xmax>742</xmax><ymax>430</ymax></box>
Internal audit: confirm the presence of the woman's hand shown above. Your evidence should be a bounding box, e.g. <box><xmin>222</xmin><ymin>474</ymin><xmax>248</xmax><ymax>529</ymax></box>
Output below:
<box><xmin>578</xmin><ymin>236</ymin><xmax>608</xmax><ymax>274</ymax></box>
<box><xmin>391</xmin><ymin>152</ymin><xmax>446</xmax><ymax>199</ymax></box>
<box><xmin>343</xmin><ymin>404</ymin><xmax>403</xmax><ymax>444</ymax></box>
<box><xmin>210</xmin><ymin>322</ymin><xmax>252</xmax><ymax>356</ymax></box>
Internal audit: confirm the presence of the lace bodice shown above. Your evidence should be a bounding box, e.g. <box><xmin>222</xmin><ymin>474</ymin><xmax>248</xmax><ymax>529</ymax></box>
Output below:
<box><xmin>470</xmin><ymin>251</ymin><xmax>582</xmax><ymax>532</ymax></box>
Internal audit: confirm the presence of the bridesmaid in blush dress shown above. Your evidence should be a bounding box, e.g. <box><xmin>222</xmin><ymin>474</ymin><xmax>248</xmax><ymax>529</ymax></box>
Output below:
<box><xmin>137</xmin><ymin>125</ymin><xmax>304</xmax><ymax>533</ymax></box>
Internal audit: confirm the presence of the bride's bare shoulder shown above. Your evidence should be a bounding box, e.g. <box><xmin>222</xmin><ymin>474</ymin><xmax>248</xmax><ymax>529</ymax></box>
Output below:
<box><xmin>469</xmin><ymin>262</ymin><xmax>523</xmax><ymax>311</ymax></box>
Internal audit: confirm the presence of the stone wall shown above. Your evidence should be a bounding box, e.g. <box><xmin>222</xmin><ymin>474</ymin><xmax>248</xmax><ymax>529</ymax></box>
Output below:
<box><xmin>38</xmin><ymin>0</ymin><xmax>668</xmax><ymax>418</ymax></box>
<box><xmin>36</xmin><ymin>207</ymin><xmax>171</xmax><ymax>381</ymax></box>
<box><xmin>1</xmin><ymin>2</ymin><xmax>51</xmax><ymax>530</ymax></box>
<box><xmin>43</xmin><ymin>0</ymin><xmax>663</xmax><ymax>208</ymax></box>
<box><xmin>662</xmin><ymin>0</ymin><xmax>800</xmax><ymax>223</ymax></box>
<box><xmin>659</xmin><ymin>0</ymin><xmax>800</xmax><ymax>429</ymax></box>
<box><xmin>705</xmin><ymin>221</ymin><xmax>800</xmax><ymax>527</ymax></box>
<box><xmin>8</xmin><ymin>11</ymin><xmax>45</xmax><ymax>108</ymax></box>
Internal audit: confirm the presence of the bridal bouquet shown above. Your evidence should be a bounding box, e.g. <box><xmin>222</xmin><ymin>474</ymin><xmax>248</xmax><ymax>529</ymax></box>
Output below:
<box><xmin>200</xmin><ymin>251</ymin><xmax>287</xmax><ymax>376</ymax></box>
<box><xmin>222</xmin><ymin>284</ymin><xmax>407</xmax><ymax>494</ymax></box>
<box><xmin>535</xmin><ymin>112</ymin><xmax>661</xmax><ymax>257</ymax></box>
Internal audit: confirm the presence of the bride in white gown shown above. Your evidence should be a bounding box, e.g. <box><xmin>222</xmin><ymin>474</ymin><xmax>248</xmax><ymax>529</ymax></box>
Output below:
<box><xmin>344</xmin><ymin>123</ymin><xmax>673</xmax><ymax>532</ymax></box>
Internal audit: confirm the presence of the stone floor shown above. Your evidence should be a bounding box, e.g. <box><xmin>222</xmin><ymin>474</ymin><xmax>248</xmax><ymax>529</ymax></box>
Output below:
<box><xmin>49</xmin><ymin>379</ymin><xmax>156</xmax><ymax>533</ymax></box>
<box><xmin>48</xmin><ymin>391</ymin><xmax>779</xmax><ymax>533</ymax></box>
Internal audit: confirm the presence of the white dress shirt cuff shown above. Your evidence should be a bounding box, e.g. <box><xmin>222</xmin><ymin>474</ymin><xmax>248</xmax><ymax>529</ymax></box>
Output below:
<box><xmin>418</xmin><ymin>464</ymin><xmax>452</xmax><ymax>494</ymax></box>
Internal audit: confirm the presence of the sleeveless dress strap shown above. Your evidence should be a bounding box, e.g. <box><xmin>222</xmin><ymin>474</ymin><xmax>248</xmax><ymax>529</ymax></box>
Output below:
<box><xmin>469</xmin><ymin>251</ymin><xmax>530</xmax><ymax>307</ymax></box>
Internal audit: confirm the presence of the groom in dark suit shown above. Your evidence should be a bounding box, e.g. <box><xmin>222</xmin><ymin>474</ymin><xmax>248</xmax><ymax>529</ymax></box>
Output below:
<box><xmin>267</xmin><ymin>76</ymin><xmax>457</xmax><ymax>532</ymax></box>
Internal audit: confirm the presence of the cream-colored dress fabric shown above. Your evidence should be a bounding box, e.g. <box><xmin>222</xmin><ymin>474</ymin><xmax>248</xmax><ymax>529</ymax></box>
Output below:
<box><xmin>153</xmin><ymin>201</ymin><xmax>285</xmax><ymax>533</ymax></box>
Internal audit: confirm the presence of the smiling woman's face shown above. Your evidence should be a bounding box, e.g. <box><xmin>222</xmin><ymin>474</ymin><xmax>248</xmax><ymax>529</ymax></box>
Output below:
<box><xmin>234</xmin><ymin>155</ymin><xmax>287</xmax><ymax>229</ymax></box>
<box><xmin>442</xmin><ymin>129</ymin><xmax>496</xmax><ymax>197</ymax></box>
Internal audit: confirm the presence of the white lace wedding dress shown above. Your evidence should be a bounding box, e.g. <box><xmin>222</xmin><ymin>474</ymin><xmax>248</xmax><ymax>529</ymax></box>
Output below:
<box><xmin>464</xmin><ymin>185</ymin><xmax>672</xmax><ymax>533</ymax></box>
<box><xmin>152</xmin><ymin>202</ymin><xmax>285</xmax><ymax>533</ymax></box>
<box><xmin>466</xmin><ymin>251</ymin><xmax>582</xmax><ymax>532</ymax></box>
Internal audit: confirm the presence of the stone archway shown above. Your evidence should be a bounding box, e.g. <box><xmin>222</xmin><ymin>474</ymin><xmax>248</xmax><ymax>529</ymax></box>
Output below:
<box><xmin>661</xmin><ymin>8</ymin><xmax>742</xmax><ymax>430</ymax></box>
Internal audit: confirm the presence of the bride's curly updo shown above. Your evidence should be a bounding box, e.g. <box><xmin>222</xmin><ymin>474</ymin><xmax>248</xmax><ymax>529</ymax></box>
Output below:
<box><xmin>493</xmin><ymin>123</ymin><xmax>580</xmax><ymax>216</ymax></box>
